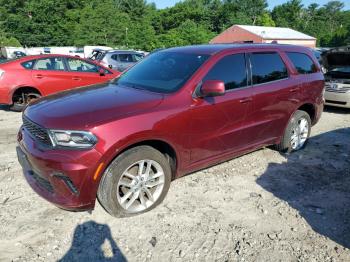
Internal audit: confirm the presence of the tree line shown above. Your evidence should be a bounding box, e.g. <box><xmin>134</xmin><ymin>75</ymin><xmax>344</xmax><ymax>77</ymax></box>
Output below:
<box><xmin>0</xmin><ymin>0</ymin><xmax>349</xmax><ymax>51</ymax></box>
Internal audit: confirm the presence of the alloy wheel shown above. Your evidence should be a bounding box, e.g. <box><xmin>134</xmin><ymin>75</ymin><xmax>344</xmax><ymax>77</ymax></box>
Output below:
<box><xmin>290</xmin><ymin>117</ymin><xmax>309</xmax><ymax>150</ymax></box>
<box><xmin>117</xmin><ymin>159</ymin><xmax>165</xmax><ymax>213</ymax></box>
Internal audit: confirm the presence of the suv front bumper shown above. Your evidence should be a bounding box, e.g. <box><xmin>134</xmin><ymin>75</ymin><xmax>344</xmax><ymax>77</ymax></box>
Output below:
<box><xmin>17</xmin><ymin>128</ymin><xmax>103</xmax><ymax>211</ymax></box>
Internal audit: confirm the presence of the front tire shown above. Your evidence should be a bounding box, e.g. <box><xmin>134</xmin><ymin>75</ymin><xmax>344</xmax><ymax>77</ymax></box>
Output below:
<box><xmin>97</xmin><ymin>146</ymin><xmax>172</xmax><ymax>217</ymax></box>
<box><xmin>276</xmin><ymin>110</ymin><xmax>311</xmax><ymax>153</ymax></box>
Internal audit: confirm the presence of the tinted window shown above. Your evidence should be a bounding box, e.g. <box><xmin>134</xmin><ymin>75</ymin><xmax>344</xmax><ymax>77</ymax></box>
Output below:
<box><xmin>203</xmin><ymin>54</ymin><xmax>247</xmax><ymax>90</ymax></box>
<box><xmin>251</xmin><ymin>52</ymin><xmax>288</xmax><ymax>85</ymax></box>
<box><xmin>117</xmin><ymin>52</ymin><xmax>209</xmax><ymax>93</ymax></box>
<box><xmin>118</xmin><ymin>54</ymin><xmax>133</xmax><ymax>62</ymax></box>
<box><xmin>111</xmin><ymin>54</ymin><xmax>119</xmax><ymax>61</ymax></box>
<box><xmin>287</xmin><ymin>52</ymin><xmax>317</xmax><ymax>74</ymax></box>
<box><xmin>21</xmin><ymin>60</ymin><xmax>36</xmax><ymax>69</ymax></box>
<box><xmin>133</xmin><ymin>53</ymin><xmax>144</xmax><ymax>62</ymax></box>
<box><xmin>33</xmin><ymin>57</ymin><xmax>65</xmax><ymax>71</ymax></box>
<box><xmin>67</xmin><ymin>58</ymin><xmax>99</xmax><ymax>72</ymax></box>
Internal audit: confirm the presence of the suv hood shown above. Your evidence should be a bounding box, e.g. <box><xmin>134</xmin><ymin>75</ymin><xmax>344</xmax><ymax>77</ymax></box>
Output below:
<box><xmin>323</xmin><ymin>46</ymin><xmax>350</xmax><ymax>80</ymax></box>
<box><xmin>24</xmin><ymin>82</ymin><xmax>164</xmax><ymax>129</ymax></box>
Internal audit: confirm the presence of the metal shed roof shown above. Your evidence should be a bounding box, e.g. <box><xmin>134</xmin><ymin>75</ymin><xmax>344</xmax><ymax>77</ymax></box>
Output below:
<box><xmin>237</xmin><ymin>25</ymin><xmax>316</xmax><ymax>40</ymax></box>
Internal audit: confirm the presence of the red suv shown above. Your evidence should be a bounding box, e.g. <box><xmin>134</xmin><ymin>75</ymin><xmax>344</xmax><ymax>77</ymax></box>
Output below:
<box><xmin>0</xmin><ymin>54</ymin><xmax>120</xmax><ymax>111</ymax></box>
<box><xmin>17</xmin><ymin>44</ymin><xmax>324</xmax><ymax>217</ymax></box>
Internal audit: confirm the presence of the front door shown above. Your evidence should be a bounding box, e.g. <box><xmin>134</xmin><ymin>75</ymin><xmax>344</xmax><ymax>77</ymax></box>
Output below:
<box><xmin>66</xmin><ymin>57</ymin><xmax>109</xmax><ymax>88</ymax></box>
<box><xmin>188</xmin><ymin>53</ymin><xmax>253</xmax><ymax>163</ymax></box>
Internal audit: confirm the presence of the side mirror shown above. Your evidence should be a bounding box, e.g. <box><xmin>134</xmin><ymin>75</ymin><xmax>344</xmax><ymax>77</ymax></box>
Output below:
<box><xmin>200</xmin><ymin>80</ymin><xmax>225</xmax><ymax>97</ymax></box>
<box><xmin>99</xmin><ymin>68</ymin><xmax>105</xmax><ymax>76</ymax></box>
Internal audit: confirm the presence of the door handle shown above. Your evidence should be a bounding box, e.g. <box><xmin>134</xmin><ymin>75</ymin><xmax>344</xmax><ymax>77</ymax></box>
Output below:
<box><xmin>34</xmin><ymin>74</ymin><xmax>44</xmax><ymax>79</ymax></box>
<box><xmin>239</xmin><ymin>97</ymin><xmax>252</xmax><ymax>103</ymax></box>
<box><xmin>72</xmin><ymin>77</ymin><xmax>81</xmax><ymax>81</ymax></box>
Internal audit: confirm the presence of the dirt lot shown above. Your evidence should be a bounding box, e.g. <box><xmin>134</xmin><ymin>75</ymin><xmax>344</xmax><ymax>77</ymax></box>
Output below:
<box><xmin>0</xmin><ymin>106</ymin><xmax>349</xmax><ymax>262</ymax></box>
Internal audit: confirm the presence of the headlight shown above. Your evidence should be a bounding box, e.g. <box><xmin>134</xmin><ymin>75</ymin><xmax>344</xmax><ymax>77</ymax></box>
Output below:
<box><xmin>49</xmin><ymin>130</ymin><xmax>97</xmax><ymax>149</ymax></box>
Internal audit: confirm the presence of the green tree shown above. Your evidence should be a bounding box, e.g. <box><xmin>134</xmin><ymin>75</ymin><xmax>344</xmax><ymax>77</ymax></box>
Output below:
<box><xmin>0</xmin><ymin>0</ymin><xmax>348</xmax><ymax>49</ymax></box>
<box><xmin>0</xmin><ymin>28</ymin><xmax>21</xmax><ymax>47</ymax></box>
<box><xmin>272</xmin><ymin>0</ymin><xmax>304</xmax><ymax>28</ymax></box>
<box><xmin>256</xmin><ymin>12</ymin><xmax>276</xmax><ymax>26</ymax></box>
<box><xmin>157</xmin><ymin>19</ymin><xmax>215</xmax><ymax>48</ymax></box>
<box><xmin>66</xmin><ymin>0</ymin><xmax>130</xmax><ymax>47</ymax></box>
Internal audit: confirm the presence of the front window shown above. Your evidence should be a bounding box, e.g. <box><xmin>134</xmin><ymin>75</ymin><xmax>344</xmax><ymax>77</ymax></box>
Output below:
<box><xmin>67</xmin><ymin>58</ymin><xmax>99</xmax><ymax>73</ymax></box>
<box><xmin>117</xmin><ymin>52</ymin><xmax>209</xmax><ymax>93</ymax></box>
<box><xmin>133</xmin><ymin>53</ymin><xmax>144</xmax><ymax>62</ymax></box>
<box><xmin>203</xmin><ymin>54</ymin><xmax>247</xmax><ymax>91</ymax></box>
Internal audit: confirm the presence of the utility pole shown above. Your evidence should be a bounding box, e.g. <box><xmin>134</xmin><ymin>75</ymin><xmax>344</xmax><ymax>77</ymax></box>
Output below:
<box><xmin>125</xmin><ymin>27</ymin><xmax>128</xmax><ymax>47</ymax></box>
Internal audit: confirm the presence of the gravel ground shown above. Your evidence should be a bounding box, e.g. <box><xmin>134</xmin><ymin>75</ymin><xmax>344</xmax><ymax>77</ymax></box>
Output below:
<box><xmin>0</xmin><ymin>106</ymin><xmax>349</xmax><ymax>262</ymax></box>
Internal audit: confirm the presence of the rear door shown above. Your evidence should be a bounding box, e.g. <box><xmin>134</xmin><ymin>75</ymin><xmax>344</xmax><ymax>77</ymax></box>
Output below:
<box><xmin>189</xmin><ymin>53</ymin><xmax>254</xmax><ymax>163</ymax></box>
<box><xmin>66</xmin><ymin>57</ymin><xmax>111</xmax><ymax>87</ymax></box>
<box><xmin>244</xmin><ymin>51</ymin><xmax>296</xmax><ymax>146</ymax></box>
<box><xmin>31</xmin><ymin>57</ymin><xmax>73</xmax><ymax>95</ymax></box>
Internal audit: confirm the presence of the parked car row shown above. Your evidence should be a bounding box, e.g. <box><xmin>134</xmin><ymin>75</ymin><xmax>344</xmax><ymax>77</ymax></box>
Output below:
<box><xmin>16</xmin><ymin>43</ymin><xmax>325</xmax><ymax>217</ymax></box>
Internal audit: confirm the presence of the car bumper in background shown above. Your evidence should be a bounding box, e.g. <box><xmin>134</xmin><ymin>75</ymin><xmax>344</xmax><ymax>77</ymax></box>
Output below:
<box><xmin>17</xmin><ymin>128</ymin><xmax>104</xmax><ymax>211</ymax></box>
<box><xmin>0</xmin><ymin>88</ymin><xmax>12</xmax><ymax>105</ymax></box>
<box><xmin>325</xmin><ymin>91</ymin><xmax>350</xmax><ymax>108</ymax></box>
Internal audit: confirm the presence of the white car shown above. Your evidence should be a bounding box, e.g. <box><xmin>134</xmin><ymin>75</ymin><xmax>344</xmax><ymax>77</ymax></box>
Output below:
<box><xmin>323</xmin><ymin>46</ymin><xmax>350</xmax><ymax>108</ymax></box>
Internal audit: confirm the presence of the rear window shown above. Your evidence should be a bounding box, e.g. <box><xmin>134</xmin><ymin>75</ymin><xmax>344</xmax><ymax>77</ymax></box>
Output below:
<box><xmin>21</xmin><ymin>60</ymin><xmax>36</xmax><ymax>69</ymax></box>
<box><xmin>251</xmin><ymin>52</ymin><xmax>288</xmax><ymax>85</ymax></box>
<box><xmin>286</xmin><ymin>52</ymin><xmax>317</xmax><ymax>74</ymax></box>
<box><xmin>33</xmin><ymin>57</ymin><xmax>65</xmax><ymax>71</ymax></box>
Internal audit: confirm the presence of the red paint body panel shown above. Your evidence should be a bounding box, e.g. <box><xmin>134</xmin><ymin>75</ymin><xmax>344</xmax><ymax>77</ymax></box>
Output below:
<box><xmin>0</xmin><ymin>54</ymin><xmax>120</xmax><ymax>105</ymax></box>
<box><xmin>17</xmin><ymin>44</ymin><xmax>324</xmax><ymax>211</ymax></box>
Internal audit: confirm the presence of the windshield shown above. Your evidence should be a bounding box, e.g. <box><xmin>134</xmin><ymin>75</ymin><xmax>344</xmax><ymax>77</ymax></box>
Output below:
<box><xmin>117</xmin><ymin>51</ymin><xmax>209</xmax><ymax>93</ymax></box>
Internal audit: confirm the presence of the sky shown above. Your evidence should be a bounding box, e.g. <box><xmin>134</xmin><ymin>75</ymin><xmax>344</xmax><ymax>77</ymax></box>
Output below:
<box><xmin>150</xmin><ymin>0</ymin><xmax>350</xmax><ymax>10</ymax></box>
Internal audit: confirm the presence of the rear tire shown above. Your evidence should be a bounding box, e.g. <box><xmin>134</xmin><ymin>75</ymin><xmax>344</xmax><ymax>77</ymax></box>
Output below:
<box><xmin>97</xmin><ymin>146</ymin><xmax>172</xmax><ymax>218</ymax></box>
<box><xmin>10</xmin><ymin>91</ymin><xmax>41</xmax><ymax>112</ymax></box>
<box><xmin>276</xmin><ymin>110</ymin><xmax>311</xmax><ymax>153</ymax></box>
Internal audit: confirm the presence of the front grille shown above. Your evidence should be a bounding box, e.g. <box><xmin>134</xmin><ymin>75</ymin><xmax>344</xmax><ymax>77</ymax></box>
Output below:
<box><xmin>22</xmin><ymin>116</ymin><xmax>52</xmax><ymax>146</ymax></box>
<box><xmin>29</xmin><ymin>171</ymin><xmax>54</xmax><ymax>193</ymax></box>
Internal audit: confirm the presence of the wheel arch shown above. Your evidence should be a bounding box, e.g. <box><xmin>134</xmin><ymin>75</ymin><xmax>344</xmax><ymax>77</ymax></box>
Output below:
<box><xmin>103</xmin><ymin>138</ymin><xmax>179</xmax><ymax>181</ymax></box>
<box><xmin>297</xmin><ymin>103</ymin><xmax>316</xmax><ymax>124</ymax></box>
<box><xmin>11</xmin><ymin>86</ymin><xmax>42</xmax><ymax>103</ymax></box>
<box><xmin>277</xmin><ymin>102</ymin><xmax>316</xmax><ymax>145</ymax></box>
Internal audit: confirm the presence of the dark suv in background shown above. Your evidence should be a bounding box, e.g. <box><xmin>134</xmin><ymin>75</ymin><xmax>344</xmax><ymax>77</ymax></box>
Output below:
<box><xmin>17</xmin><ymin>44</ymin><xmax>324</xmax><ymax>217</ymax></box>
